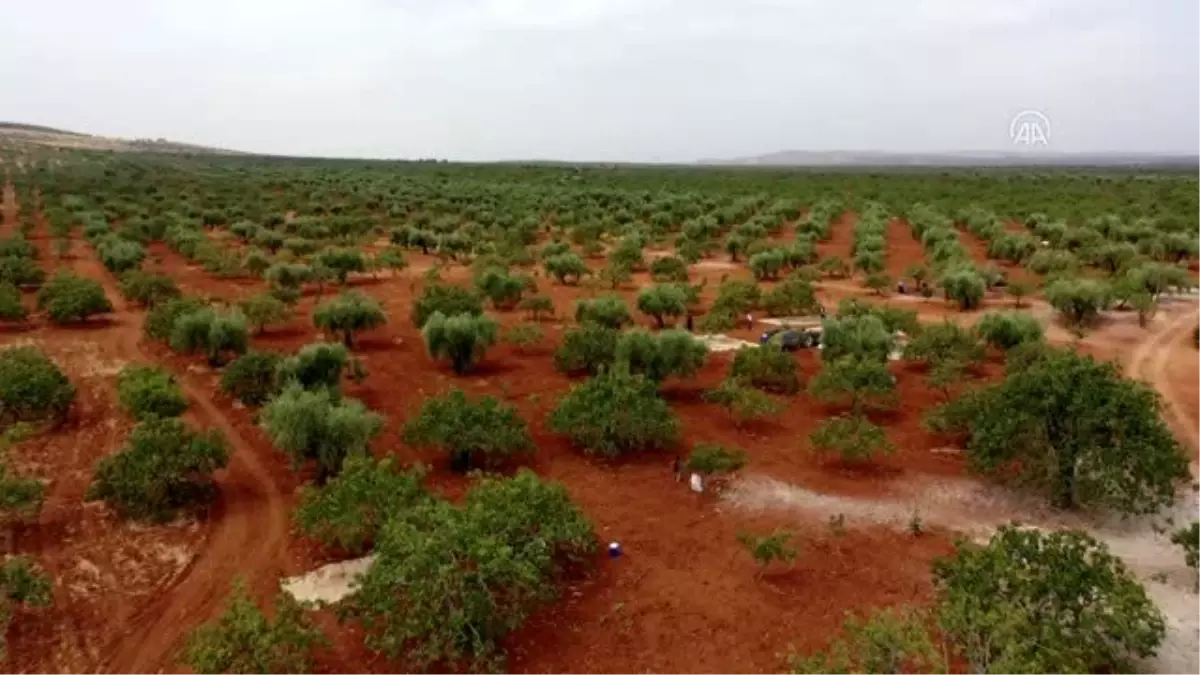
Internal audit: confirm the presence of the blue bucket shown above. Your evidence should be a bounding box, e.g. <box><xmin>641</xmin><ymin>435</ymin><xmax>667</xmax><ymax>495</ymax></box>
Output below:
<box><xmin>608</xmin><ymin>542</ymin><xmax>622</xmax><ymax>558</ymax></box>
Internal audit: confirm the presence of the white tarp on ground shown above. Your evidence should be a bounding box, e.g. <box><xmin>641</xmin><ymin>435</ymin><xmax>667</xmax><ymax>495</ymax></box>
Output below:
<box><xmin>695</xmin><ymin>333</ymin><xmax>757</xmax><ymax>352</ymax></box>
<box><xmin>281</xmin><ymin>555</ymin><xmax>376</xmax><ymax>605</ymax></box>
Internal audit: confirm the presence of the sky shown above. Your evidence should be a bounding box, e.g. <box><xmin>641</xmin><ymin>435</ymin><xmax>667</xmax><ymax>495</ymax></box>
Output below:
<box><xmin>1</xmin><ymin>0</ymin><xmax>1197</xmax><ymax>161</ymax></box>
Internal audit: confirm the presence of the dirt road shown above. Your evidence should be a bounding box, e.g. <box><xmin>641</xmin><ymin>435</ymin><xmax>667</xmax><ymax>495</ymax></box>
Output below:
<box><xmin>1126</xmin><ymin>305</ymin><xmax>1200</xmax><ymax>465</ymax></box>
<box><xmin>60</xmin><ymin>239</ymin><xmax>290</xmax><ymax>673</ymax></box>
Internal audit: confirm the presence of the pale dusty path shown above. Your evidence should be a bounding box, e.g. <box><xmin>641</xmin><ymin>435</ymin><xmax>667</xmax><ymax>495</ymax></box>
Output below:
<box><xmin>1125</xmin><ymin>305</ymin><xmax>1200</xmax><ymax>465</ymax></box>
<box><xmin>58</xmin><ymin>238</ymin><xmax>290</xmax><ymax>673</ymax></box>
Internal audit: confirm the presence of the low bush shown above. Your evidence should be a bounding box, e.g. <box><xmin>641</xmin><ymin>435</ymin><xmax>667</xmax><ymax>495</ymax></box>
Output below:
<box><xmin>0</xmin><ymin>346</ymin><xmax>74</xmax><ymax>424</ymax></box>
<box><xmin>220</xmin><ymin>351</ymin><xmax>284</xmax><ymax>406</ymax></box>
<box><xmin>548</xmin><ymin>370</ymin><xmax>678</xmax><ymax>456</ymax></box>
<box><xmin>36</xmin><ymin>272</ymin><xmax>112</xmax><ymax>323</ymax></box>
<box><xmin>402</xmin><ymin>389</ymin><xmax>534</xmax><ymax>471</ymax></box>
<box><xmin>117</xmin><ymin>365</ymin><xmax>188</xmax><ymax>420</ymax></box>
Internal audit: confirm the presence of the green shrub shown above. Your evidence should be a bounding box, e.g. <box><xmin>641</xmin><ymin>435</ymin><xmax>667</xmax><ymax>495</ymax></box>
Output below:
<box><xmin>313</xmin><ymin>291</ymin><xmax>387</xmax><ymax>347</ymax></box>
<box><xmin>939</xmin><ymin>265</ymin><xmax>986</xmax><ymax>310</ymax></box>
<box><xmin>421</xmin><ymin>312</ymin><xmax>498</xmax><ymax>375</ymax></box>
<box><xmin>730</xmin><ymin>345</ymin><xmax>799</xmax><ymax>394</ymax></box>
<box><xmin>403</xmin><ymin>389</ymin><xmax>534</xmax><ymax>471</ymax></box>
<box><xmin>220</xmin><ymin>351</ymin><xmax>284</xmax><ymax>406</ymax></box>
<box><xmin>0</xmin><ymin>255</ymin><xmax>45</xmax><ymax>288</ymax></box>
<box><xmin>548</xmin><ymin>370</ymin><xmax>678</xmax><ymax>456</ymax></box>
<box><xmin>821</xmin><ymin>314</ymin><xmax>895</xmax><ymax>363</ymax></box>
<box><xmin>686</xmin><ymin>443</ymin><xmax>748</xmax><ymax>476</ymax></box>
<box><xmin>636</xmin><ymin>283</ymin><xmax>688</xmax><ymax>328</ymax></box>
<box><xmin>315</xmin><ymin>247</ymin><xmax>366</xmax><ymax>283</ymax></box>
<box><xmin>1045</xmin><ymin>278</ymin><xmax>1111</xmax><ymax>329</ymax></box>
<box><xmin>474</xmin><ymin>268</ymin><xmax>533</xmax><ymax>309</ymax></box>
<box><xmin>169</xmin><ymin>307</ymin><xmax>249</xmax><ymax>366</ymax></box>
<box><xmin>974</xmin><ymin>312</ymin><xmax>1044</xmax><ymax>350</ymax></box>
<box><xmin>87</xmin><ymin>417</ymin><xmax>229</xmax><ymax>521</ymax></box>
<box><xmin>749</xmin><ymin>249</ymin><xmax>786</xmax><ymax>280</ymax></box>
<box><xmin>649</xmin><ymin>255</ymin><xmax>689</xmax><ymax>282</ymax></box>
<box><xmin>553</xmin><ymin>324</ymin><xmax>619</xmax><ymax>375</ymax></box>
<box><xmin>809</xmin><ymin>356</ymin><xmax>897</xmax><ymax>414</ymax></box>
<box><xmin>96</xmin><ymin>236</ymin><xmax>146</xmax><ymax>274</ymax></box>
<box><xmin>761</xmin><ymin>275</ymin><xmax>820</xmax><ymax>317</ymax></box>
<box><xmin>118</xmin><ymin>270</ymin><xmax>180</xmax><ymax>307</ymax></box>
<box><xmin>0</xmin><ymin>282</ymin><xmax>27</xmax><ymax>322</ymax></box>
<box><xmin>36</xmin><ymin>272</ymin><xmax>112</xmax><ymax>323</ymax></box>
<box><xmin>614</xmin><ymin>329</ymin><xmax>707</xmax><ymax>383</ymax></box>
<box><xmin>543</xmin><ymin>252</ymin><xmax>590</xmax><ymax>284</ymax></box>
<box><xmin>294</xmin><ymin>456</ymin><xmax>428</xmax><ymax>554</ymax></box>
<box><xmin>144</xmin><ymin>296</ymin><xmax>207</xmax><ymax>341</ymax></box>
<box><xmin>278</xmin><ymin>342</ymin><xmax>351</xmax><ymax>392</ymax></box>
<box><xmin>736</xmin><ymin>529</ymin><xmax>798</xmax><ymax>572</ymax></box>
<box><xmin>809</xmin><ymin>414</ymin><xmax>894</xmax><ymax>461</ymax></box>
<box><xmin>703</xmin><ymin>378</ymin><xmax>784</xmax><ymax>424</ymax></box>
<box><xmin>410</xmin><ymin>283</ymin><xmax>483</xmax><ymax>328</ymax></box>
<box><xmin>517</xmin><ymin>295</ymin><xmax>554</xmax><ymax>320</ymax></box>
<box><xmin>1172</xmin><ymin>522</ymin><xmax>1199</xmax><ymax>570</ymax></box>
<box><xmin>574</xmin><ymin>295</ymin><xmax>632</xmax><ymax>329</ymax></box>
<box><xmin>504</xmin><ymin>323</ymin><xmax>543</xmax><ymax>351</ymax></box>
<box><xmin>0</xmin><ymin>556</ymin><xmax>52</xmax><ymax>660</ymax></box>
<box><xmin>238</xmin><ymin>293</ymin><xmax>292</xmax><ymax>335</ymax></box>
<box><xmin>259</xmin><ymin>384</ymin><xmax>383</xmax><ymax>484</ymax></box>
<box><xmin>183</xmin><ymin>579</ymin><xmax>326</xmax><ymax>674</ymax></box>
<box><xmin>117</xmin><ymin>365</ymin><xmax>188</xmax><ymax>420</ymax></box>
<box><xmin>0</xmin><ymin>346</ymin><xmax>74</xmax><ymax>424</ymax></box>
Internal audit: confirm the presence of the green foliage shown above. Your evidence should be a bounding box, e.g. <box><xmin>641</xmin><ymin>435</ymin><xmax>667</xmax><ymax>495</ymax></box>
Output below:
<box><xmin>116</xmin><ymin>365</ymin><xmax>188</xmax><ymax>420</ymax></box>
<box><xmin>410</xmin><ymin>283</ymin><xmax>483</xmax><ymax>328</ymax></box>
<box><xmin>183</xmin><ymin>579</ymin><xmax>327</xmax><ymax>674</ymax></box>
<box><xmin>0</xmin><ymin>282</ymin><xmax>26</xmax><ymax>322</ymax></box>
<box><xmin>313</xmin><ymin>291</ymin><xmax>387</xmax><ymax>347</ymax></box>
<box><xmin>118</xmin><ymin>270</ymin><xmax>180</xmax><ymax>307</ymax></box>
<box><xmin>974</xmin><ymin>312</ymin><xmax>1043</xmax><ymax>350</ymax></box>
<box><xmin>636</xmin><ymin>283</ymin><xmax>689</xmax><ymax>328</ymax></box>
<box><xmin>709</xmin><ymin>279</ymin><xmax>760</xmax><ymax>317</ymax></box>
<box><xmin>809</xmin><ymin>356</ymin><xmax>897</xmax><ymax>414</ymax></box>
<box><xmin>0</xmin><ymin>346</ymin><xmax>74</xmax><ymax>425</ymax></box>
<box><xmin>0</xmin><ymin>556</ymin><xmax>52</xmax><ymax>661</ymax></box>
<box><xmin>649</xmin><ymin>255</ymin><xmax>689</xmax><ymax>282</ymax></box>
<box><xmin>1045</xmin><ymin>278</ymin><xmax>1111</xmax><ymax>329</ymax></box>
<box><xmin>553</xmin><ymin>324</ymin><xmax>619</xmax><ymax>375</ymax></box>
<box><xmin>88</xmin><ymin>417</ymin><xmax>229</xmax><ymax>521</ymax></box>
<box><xmin>342</xmin><ymin>470</ymin><xmax>595</xmax><ymax>672</ymax></box>
<box><xmin>503</xmin><ymin>322</ymin><xmax>543</xmax><ymax>351</ymax></box>
<box><xmin>295</xmin><ymin>456</ymin><xmax>428</xmax><ymax>554</ymax></box>
<box><xmin>934</xmin><ymin>525</ymin><xmax>1165</xmax><ymax>673</ymax></box>
<box><xmin>946</xmin><ymin>347</ymin><xmax>1189</xmax><ymax>512</ymax></box>
<box><xmin>474</xmin><ymin>267</ymin><xmax>533</xmax><ymax>309</ymax></box>
<box><xmin>789</xmin><ymin>607</ymin><xmax>941</xmax><ymax>675</ymax></box>
<box><xmin>278</xmin><ymin>341</ymin><xmax>350</xmax><ymax>393</ymax></box>
<box><xmin>703</xmin><ymin>378</ymin><xmax>784</xmax><ymax>424</ymax></box>
<box><xmin>821</xmin><ymin>314</ymin><xmax>895</xmax><ymax>363</ymax></box>
<box><xmin>421</xmin><ymin>312</ymin><xmax>498</xmax><ymax>375</ymax></box>
<box><xmin>264</xmin><ymin>262</ymin><xmax>311</xmax><ymax>301</ymax></box>
<box><xmin>315</xmin><ymin>247</ymin><xmax>367</xmax><ymax>283</ymax></box>
<box><xmin>36</xmin><ymin>272</ymin><xmax>112</xmax><ymax>323</ymax></box>
<box><xmin>685</xmin><ymin>443</ymin><xmax>748</xmax><ymax>476</ymax></box>
<box><xmin>1172</xmin><ymin>522</ymin><xmax>1199</xmax><ymax>570</ymax></box>
<box><xmin>938</xmin><ymin>265</ymin><xmax>986</xmax><ymax>310</ymax></box>
<box><xmin>903</xmin><ymin>320</ymin><xmax>983</xmax><ymax>391</ymax></box>
<box><xmin>574</xmin><ymin>295</ymin><xmax>632</xmax><ymax>329</ymax></box>
<box><xmin>96</xmin><ymin>236</ymin><xmax>146</xmax><ymax>274</ymax></box>
<box><xmin>260</xmin><ymin>384</ymin><xmax>383</xmax><ymax>484</ymax></box>
<box><xmin>375</xmin><ymin>247</ymin><xmax>409</xmax><ymax>275</ymax></box>
<box><xmin>548</xmin><ymin>369</ymin><xmax>678</xmax><ymax>456</ymax></box>
<box><xmin>402</xmin><ymin>389</ymin><xmax>534</xmax><ymax>470</ymax></box>
<box><xmin>836</xmin><ymin>298</ymin><xmax>919</xmax><ymax>335</ymax></box>
<box><xmin>517</xmin><ymin>295</ymin><xmax>554</xmax><ymax>320</ymax></box>
<box><xmin>761</xmin><ymin>275</ymin><xmax>820</xmax><ymax>317</ymax></box>
<box><xmin>169</xmin><ymin>307</ymin><xmax>249</xmax><ymax>366</ymax></box>
<box><xmin>220</xmin><ymin>351</ymin><xmax>284</xmax><ymax>406</ymax></box>
<box><xmin>238</xmin><ymin>293</ymin><xmax>292</xmax><ymax>335</ymax></box>
<box><xmin>736</xmin><ymin>529</ymin><xmax>798</xmax><ymax>571</ymax></box>
<box><xmin>810</xmin><ymin>414</ymin><xmax>894</xmax><ymax>462</ymax></box>
<box><xmin>613</xmin><ymin>329</ymin><xmax>707</xmax><ymax>383</ymax></box>
<box><xmin>730</xmin><ymin>345</ymin><xmax>800</xmax><ymax>394</ymax></box>
<box><xmin>0</xmin><ymin>255</ymin><xmax>45</xmax><ymax>288</ymax></box>
<box><xmin>749</xmin><ymin>249</ymin><xmax>786</xmax><ymax>280</ymax></box>
<box><xmin>543</xmin><ymin>252</ymin><xmax>590</xmax><ymax>284</ymax></box>
<box><xmin>144</xmin><ymin>296</ymin><xmax>207</xmax><ymax>342</ymax></box>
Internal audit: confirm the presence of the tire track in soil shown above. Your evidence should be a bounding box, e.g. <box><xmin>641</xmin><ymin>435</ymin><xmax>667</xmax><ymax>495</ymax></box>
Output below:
<box><xmin>1125</xmin><ymin>306</ymin><xmax>1200</xmax><ymax>471</ymax></box>
<box><xmin>65</xmin><ymin>240</ymin><xmax>289</xmax><ymax>673</ymax></box>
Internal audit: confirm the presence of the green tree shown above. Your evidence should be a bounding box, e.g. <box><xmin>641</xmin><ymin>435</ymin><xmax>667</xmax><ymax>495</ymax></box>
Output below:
<box><xmin>294</xmin><ymin>455</ymin><xmax>428</xmax><ymax>554</ymax></box>
<box><xmin>543</xmin><ymin>252</ymin><xmax>590</xmax><ymax>284</ymax></box>
<box><xmin>421</xmin><ymin>312</ymin><xmax>498</xmax><ymax>375</ymax></box>
<box><xmin>87</xmin><ymin>417</ymin><xmax>229</xmax><ymax>521</ymax></box>
<box><xmin>810</xmin><ymin>414</ymin><xmax>894</xmax><ymax>462</ymax></box>
<box><xmin>169</xmin><ymin>307</ymin><xmax>249</xmax><ymax>366</ymax></box>
<box><xmin>974</xmin><ymin>312</ymin><xmax>1043</xmax><ymax>350</ymax></box>
<box><xmin>265</xmin><ymin>262</ymin><xmax>311</xmax><ymax>303</ymax></box>
<box><xmin>636</xmin><ymin>283</ymin><xmax>688</xmax><ymax>328</ymax></box>
<box><xmin>1045</xmin><ymin>278</ymin><xmax>1111</xmax><ymax>331</ymax></box>
<box><xmin>789</xmin><ymin>607</ymin><xmax>942</xmax><ymax>674</ymax></box>
<box><xmin>118</xmin><ymin>270</ymin><xmax>180</xmax><ymax>307</ymax></box>
<box><xmin>342</xmin><ymin>470</ymin><xmax>595</xmax><ymax>672</ymax></box>
<box><xmin>703</xmin><ymin>378</ymin><xmax>784</xmax><ymax>425</ymax></box>
<box><xmin>1006</xmin><ymin>280</ymin><xmax>1031</xmax><ymax>308</ymax></box>
<box><xmin>144</xmin><ymin>296</ymin><xmax>208</xmax><ymax>342</ymax></box>
<box><xmin>277</xmin><ymin>342</ymin><xmax>351</xmax><ymax>393</ymax></box>
<box><xmin>313</xmin><ymin>291</ymin><xmax>387</xmax><ymax>347</ymax></box>
<box><xmin>0</xmin><ymin>255</ymin><xmax>45</xmax><ymax>288</ymax></box>
<box><xmin>548</xmin><ymin>369</ymin><xmax>678</xmax><ymax>456</ymax></box>
<box><xmin>821</xmin><ymin>314</ymin><xmax>895</xmax><ymax>363</ymax></box>
<box><xmin>220</xmin><ymin>351</ymin><xmax>284</xmax><ymax>406</ymax></box>
<box><xmin>553</xmin><ymin>324</ymin><xmax>619</xmax><ymax>375</ymax></box>
<box><xmin>938</xmin><ymin>265</ymin><xmax>986</xmax><ymax>310</ymax></box>
<box><xmin>730</xmin><ymin>345</ymin><xmax>800</xmax><ymax>394</ymax></box>
<box><xmin>238</xmin><ymin>293</ymin><xmax>292</xmax><ymax>335</ymax></box>
<box><xmin>517</xmin><ymin>295</ymin><xmax>553</xmax><ymax>320</ymax></box>
<box><xmin>0</xmin><ymin>556</ymin><xmax>52</xmax><ymax>661</ymax></box>
<box><xmin>0</xmin><ymin>346</ymin><xmax>75</xmax><ymax>425</ymax></box>
<box><xmin>183</xmin><ymin>579</ymin><xmax>327</xmax><ymax>674</ymax></box>
<box><xmin>736</xmin><ymin>529</ymin><xmax>798</xmax><ymax>575</ymax></box>
<box><xmin>0</xmin><ymin>282</ymin><xmax>26</xmax><ymax>323</ymax></box>
<box><xmin>116</xmin><ymin>365</ymin><xmax>188</xmax><ymax>420</ymax></box>
<box><xmin>685</xmin><ymin>443</ymin><xmax>748</xmax><ymax>477</ymax></box>
<box><xmin>1172</xmin><ymin>521</ymin><xmax>1199</xmax><ymax>571</ymax></box>
<box><xmin>749</xmin><ymin>249</ymin><xmax>786</xmax><ymax>281</ymax></box>
<box><xmin>944</xmin><ymin>347</ymin><xmax>1188</xmax><ymax>512</ymax></box>
<box><xmin>761</xmin><ymin>275</ymin><xmax>820</xmax><ymax>317</ymax></box>
<box><xmin>375</xmin><ymin>247</ymin><xmax>409</xmax><ymax>277</ymax></box>
<box><xmin>403</xmin><ymin>389</ymin><xmax>534</xmax><ymax>471</ymax></box>
<box><xmin>315</xmin><ymin>247</ymin><xmax>367</xmax><ymax>284</ymax></box>
<box><xmin>503</xmin><ymin>323</ymin><xmax>543</xmax><ymax>352</ymax></box>
<box><xmin>614</xmin><ymin>329</ymin><xmax>708</xmax><ymax>383</ymax></box>
<box><xmin>574</xmin><ymin>295</ymin><xmax>632</xmax><ymax>329</ymax></box>
<box><xmin>934</xmin><ymin>526</ymin><xmax>1165</xmax><ymax>673</ymax></box>
<box><xmin>36</xmin><ymin>272</ymin><xmax>112</xmax><ymax>323</ymax></box>
<box><xmin>410</xmin><ymin>283</ymin><xmax>483</xmax><ymax>328</ymax></box>
<box><xmin>864</xmin><ymin>271</ymin><xmax>892</xmax><ymax>296</ymax></box>
<box><xmin>649</xmin><ymin>255</ymin><xmax>689</xmax><ymax>282</ymax></box>
<box><xmin>809</xmin><ymin>356</ymin><xmax>897</xmax><ymax>414</ymax></box>
<box><xmin>259</xmin><ymin>384</ymin><xmax>383</xmax><ymax>484</ymax></box>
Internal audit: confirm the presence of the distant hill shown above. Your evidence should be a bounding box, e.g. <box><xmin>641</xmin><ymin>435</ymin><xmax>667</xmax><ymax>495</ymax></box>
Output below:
<box><xmin>0</xmin><ymin>122</ymin><xmax>246</xmax><ymax>156</ymax></box>
<box><xmin>700</xmin><ymin>150</ymin><xmax>1200</xmax><ymax>169</ymax></box>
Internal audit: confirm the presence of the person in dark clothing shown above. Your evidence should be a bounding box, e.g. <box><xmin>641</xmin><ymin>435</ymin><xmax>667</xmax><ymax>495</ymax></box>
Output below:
<box><xmin>672</xmin><ymin>456</ymin><xmax>682</xmax><ymax>482</ymax></box>
<box><xmin>685</xmin><ymin>314</ymin><xmax>694</xmax><ymax>332</ymax></box>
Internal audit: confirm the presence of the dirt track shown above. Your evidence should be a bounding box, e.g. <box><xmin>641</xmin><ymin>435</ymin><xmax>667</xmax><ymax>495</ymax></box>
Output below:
<box><xmin>1126</xmin><ymin>305</ymin><xmax>1200</xmax><ymax>468</ymax></box>
<box><xmin>57</xmin><ymin>239</ymin><xmax>290</xmax><ymax>673</ymax></box>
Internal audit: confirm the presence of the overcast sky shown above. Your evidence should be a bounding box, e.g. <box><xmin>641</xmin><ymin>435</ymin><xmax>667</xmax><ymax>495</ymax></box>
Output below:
<box><xmin>2</xmin><ymin>0</ymin><xmax>1197</xmax><ymax>161</ymax></box>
